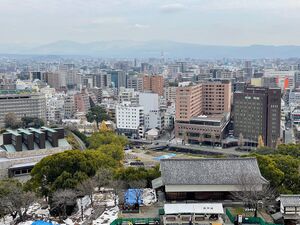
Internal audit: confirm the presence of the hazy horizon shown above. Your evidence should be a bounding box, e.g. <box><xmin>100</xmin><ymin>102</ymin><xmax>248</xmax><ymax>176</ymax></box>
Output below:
<box><xmin>1</xmin><ymin>0</ymin><xmax>300</xmax><ymax>46</ymax></box>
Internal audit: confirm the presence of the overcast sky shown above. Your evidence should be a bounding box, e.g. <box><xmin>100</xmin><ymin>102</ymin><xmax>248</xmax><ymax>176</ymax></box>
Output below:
<box><xmin>1</xmin><ymin>0</ymin><xmax>300</xmax><ymax>46</ymax></box>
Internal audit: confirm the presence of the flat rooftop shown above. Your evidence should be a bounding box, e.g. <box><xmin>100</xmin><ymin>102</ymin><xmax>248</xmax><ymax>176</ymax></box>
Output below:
<box><xmin>191</xmin><ymin>113</ymin><xmax>229</xmax><ymax>122</ymax></box>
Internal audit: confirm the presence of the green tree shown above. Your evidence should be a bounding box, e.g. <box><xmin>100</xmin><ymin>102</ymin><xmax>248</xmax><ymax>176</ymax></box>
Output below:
<box><xmin>88</xmin><ymin>131</ymin><xmax>128</xmax><ymax>149</ymax></box>
<box><xmin>276</xmin><ymin>143</ymin><xmax>300</xmax><ymax>158</ymax></box>
<box><xmin>96</xmin><ymin>144</ymin><xmax>124</xmax><ymax>162</ymax></box>
<box><xmin>29</xmin><ymin>150</ymin><xmax>117</xmax><ymax>196</ymax></box>
<box><xmin>115</xmin><ymin>165</ymin><xmax>161</xmax><ymax>187</ymax></box>
<box><xmin>252</xmin><ymin>153</ymin><xmax>300</xmax><ymax>194</ymax></box>
<box><xmin>86</xmin><ymin>106</ymin><xmax>110</xmax><ymax>128</ymax></box>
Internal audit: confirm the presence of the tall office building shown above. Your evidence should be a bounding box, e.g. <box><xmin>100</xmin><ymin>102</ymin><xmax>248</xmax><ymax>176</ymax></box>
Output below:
<box><xmin>233</xmin><ymin>86</ymin><xmax>281</xmax><ymax>148</ymax></box>
<box><xmin>109</xmin><ymin>70</ymin><xmax>127</xmax><ymax>89</ymax></box>
<box><xmin>0</xmin><ymin>90</ymin><xmax>46</xmax><ymax>128</ymax></box>
<box><xmin>143</xmin><ymin>75</ymin><xmax>164</xmax><ymax>96</ymax></box>
<box><xmin>243</xmin><ymin>60</ymin><xmax>253</xmax><ymax>81</ymax></box>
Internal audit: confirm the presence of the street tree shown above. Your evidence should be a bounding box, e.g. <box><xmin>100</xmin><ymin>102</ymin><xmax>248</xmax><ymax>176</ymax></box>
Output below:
<box><xmin>231</xmin><ymin>174</ymin><xmax>275</xmax><ymax>217</ymax></box>
<box><xmin>86</xmin><ymin>106</ymin><xmax>110</xmax><ymax>128</ymax></box>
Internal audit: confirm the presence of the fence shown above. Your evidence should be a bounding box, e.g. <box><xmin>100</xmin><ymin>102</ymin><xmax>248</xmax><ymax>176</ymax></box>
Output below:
<box><xmin>110</xmin><ymin>218</ymin><xmax>160</xmax><ymax>225</ymax></box>
<box><xmin>226</xmin><ymin>208</ymin><xmax>282</xmax><ymax>225</ymax></box>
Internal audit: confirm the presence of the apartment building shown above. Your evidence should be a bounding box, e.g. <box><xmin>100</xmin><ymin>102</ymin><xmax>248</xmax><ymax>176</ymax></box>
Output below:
<box><xmin>143</xmin><ymin>75</ymin><xmax>164</xmax><ymax>96</ymax></box>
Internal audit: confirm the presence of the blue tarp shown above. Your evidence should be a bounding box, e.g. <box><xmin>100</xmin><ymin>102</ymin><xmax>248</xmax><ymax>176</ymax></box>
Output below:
<box><xmin>124</xmin><ymin>189</ymin><xmax>143</xmax><ymax>205</ymax></box>
<box><xmin>154</xmin><ymin>153</ymin><xmax>176</xmax><ymax>161</ymax></box>
<box><xmin>32</xmin><ymin>220</ymin><xmax>60</xmax><ymax>225</ymax></box>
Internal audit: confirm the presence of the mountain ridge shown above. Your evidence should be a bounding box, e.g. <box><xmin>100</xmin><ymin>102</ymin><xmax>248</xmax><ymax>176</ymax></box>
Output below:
<box><xmin>1</xmin><ymin>40</ymin><xmax>300</xmax><ymax>58</ymax></box>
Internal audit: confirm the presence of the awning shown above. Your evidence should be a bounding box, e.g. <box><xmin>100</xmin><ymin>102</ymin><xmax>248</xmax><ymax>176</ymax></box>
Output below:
<box><xmin>164</xmin><ymin>203</ymin><xmax>224</xmax><ymax>215</ymax></box>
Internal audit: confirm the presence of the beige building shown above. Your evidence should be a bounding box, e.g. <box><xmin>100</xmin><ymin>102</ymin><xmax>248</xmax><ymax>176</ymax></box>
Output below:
<box><xmin>0</xmin><ymin>90</ymin><xmax>46</xmax><ymax>128</ymax></box>
<box><xmin>176</xmin><ymin>84</ymin><xmax>203</xmax><ymax>121</ymax></box>
<box><xmin>175</xmin><ymin>80</ymin><xmax>231</xmax><ymax>144</ymax></box>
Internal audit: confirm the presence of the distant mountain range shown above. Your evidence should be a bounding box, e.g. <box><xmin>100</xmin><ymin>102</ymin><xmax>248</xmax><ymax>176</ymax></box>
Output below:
<box><xmin>1</xmin><ymin>40</ymin><xmax>300</xmax><ymax>58</ymax></box>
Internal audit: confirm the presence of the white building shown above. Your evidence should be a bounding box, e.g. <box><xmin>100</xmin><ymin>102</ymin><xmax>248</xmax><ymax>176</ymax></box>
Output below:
<box><xmin>144</xmin><ymin>110</ymin><xmax>164</xmax><ymax>130</ymax></box>
<box><xmin>139</xmin><ymin>92</ymin><xmax>159</xmax><ymax>114</ymax></box>
<box><xmin>116</xmin><ymin>102</ymin><xmax>144</xmax><ymax>138</ymax></box>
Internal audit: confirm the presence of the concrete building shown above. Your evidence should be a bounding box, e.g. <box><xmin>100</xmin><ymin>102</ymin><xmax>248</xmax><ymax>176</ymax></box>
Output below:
<box><xmin>263</xmin><ymin>70</ymin><xmax>296</xmax><ymax>90</ymax></box>
<box><xmin>110</xmin><ymin>70</ymin><xmax>127</xmax><ymax>89</ymax></box>
<box><xmin>143</xmin><ymin>75</ymin><xmax>164</xmax><ymax>96</ymax></box>
<box><xmin>233</xmin><ymin>86</ymin><xmax>281</xmax><ymax>148</ymax></box>
<box><xmin>0</xmin><ymin>127</ymin><xmax>71</xmax><ymax>179</ymax></box>
<box><xmin>74</xmin><ymin>89</ymin><xmax>90</xmax><ymax>114</ymax></box>
<box><xmin>127</xmin><ymin>75</ymin><xmax>144</xmax><ymax>92</ymax></box>
<box><xmin>202</xmin><ymin>80</ymin><xmax>231</xmax><ymax>115</ymax></box>
<box><xmin>175</xmin><ymin>81</ymin><xmax>231</xmax><ymax>144</ymax></box>
<box><xmin>164</xmin><ymin>86</ymin><xmax>177</xmax><ymax>103</ymax></box>
<box><xmin>0</xmin><ymin>90</ymin><xmax>46</xmax><ymax>128</ymax></box>
<box><xmin>64</xmin><ymin>94</ymin><xmax>76</xmax><ymax>119</ymax></box>
<box><xmin>144</xmin><ymin>110</ymin><xmax>164</xmax><ymax>130</ymax></box>
<box><xmin>118</xmin><ymin>88</ymin><xmax>139</xmax><ymax>105</ymax></box>
<box><xmin>139</xmin><ymin>92</ymin><xmax>159</xmax><ymax>114</ymax></box>
<box><xmin>175</xmin><ymin>84</ymin><xmax>203</xmax><ymax>121</ymax></box>
<box><xmin>116</xmin><ymin>102</ymin><xmax>144</xmax><ymax>138</ymax></box>
<box><xmin>175</xmin><ymin>113</ymin><xmax>230</xmax><ymax>145</ymax></box>
<box><xmin>44</xmin><ymin>72</ymin><xmax>65</xmax><ymax>89</ymax></box>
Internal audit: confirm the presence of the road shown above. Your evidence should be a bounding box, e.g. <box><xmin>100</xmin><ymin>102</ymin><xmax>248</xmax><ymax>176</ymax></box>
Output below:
<box><xmin>70</xmin><ymin>131</ymin><xmax>87</xmax><ymax>150</ymax></box>
<box><xmin>145</xmin><ymin>142</ymin><xmax>248</xmax><ymax>156</ymax></box>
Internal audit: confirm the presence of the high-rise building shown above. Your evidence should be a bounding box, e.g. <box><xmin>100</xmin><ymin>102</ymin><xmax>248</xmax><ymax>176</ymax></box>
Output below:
<box><xmin>233</xmin><ymin>86</ymin><xmax>281</xmax><ymax>147</ymax></box>
<box><xmin>243</xmin><ymin>60</ymin><xmax>253</xmax><ymax>81</ymax></box>
<box><xmin>175</xmin><ymin>84</ymin><xmax>203</xmax><ymax>121</ymax></box>
<box><xmin>109</xmin><ymin>70</ymin><xmax>127</xmax><ymax>89</ymax></box>
<box><xmin>143</xmin><ymin>75</ymin><xmax>164</xmax><ymax>96</ymax></box>
<box><xmin>127</xmin><ymin>75</ymin><xmax>144</xmax><ymax>92</ymax></box>
<box><xmin>45</xmin><ymin>72</ymin><xmax>64</xmax><ymax>89</ymax></box>
<box><xmin>174</xmin><ymin>81</ymin><xmax>231</xmax><ymax>145</ymax></box>
<box><xmin>0</xmin><ymin>90</ymin><xmax>46</xmax><ymax>128</ymax></box>
<box><xmin>202</xmin><ymin>80</ymin><xmax>231</xmax><ymax>115</ymax></box>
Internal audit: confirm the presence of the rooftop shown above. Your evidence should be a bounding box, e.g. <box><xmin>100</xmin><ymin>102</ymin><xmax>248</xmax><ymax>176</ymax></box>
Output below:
<box><xmin>160</xmin><ymin>158</ymin><xmax>268</xmax><ymax>185</ymax></box>
<box><xmin>279</xmin><ymin>195</ymin><xmax>300</xmax><ymax>207</ymax></box>
<box><xmin>164</xmin><ymin>203</ymin><xmax>224</xmax><ymax>215</ymax></box>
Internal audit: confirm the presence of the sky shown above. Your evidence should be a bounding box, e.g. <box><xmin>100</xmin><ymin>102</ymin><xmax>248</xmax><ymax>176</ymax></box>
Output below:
<box><xmin>1</xmin><ymin>0</ymin><xmax>300</xmax><ymax>46</ymax></box>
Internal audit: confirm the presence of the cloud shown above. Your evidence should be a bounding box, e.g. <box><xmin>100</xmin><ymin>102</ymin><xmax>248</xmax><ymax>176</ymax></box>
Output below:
<box><xmin>160</xmin><ymin>3</ymin><xmax>185</xmax><ymax>13</ymax></box>
<box><xmin>133</xmin><ymin>23</ymin><xmax>150</xmax><ymax>29</ymax></box>
<box><xmin>90</xmin><ymin>17</ymin><xmax>126</xmax><ymax>25</ymax></box>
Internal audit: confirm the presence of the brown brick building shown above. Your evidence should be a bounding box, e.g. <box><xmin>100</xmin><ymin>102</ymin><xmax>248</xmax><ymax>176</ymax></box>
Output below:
<box><xmin>143</xmin><ymin>75</ymin><xmax>164</xmax><ymax>96</ymax></box>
